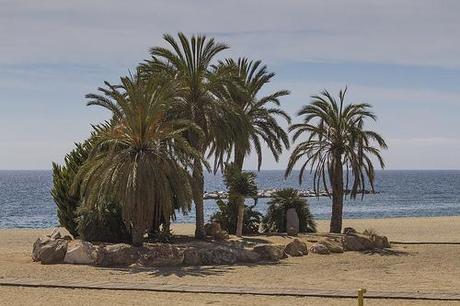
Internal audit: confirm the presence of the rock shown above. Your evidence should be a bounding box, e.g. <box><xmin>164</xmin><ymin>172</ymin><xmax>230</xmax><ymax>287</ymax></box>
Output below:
<box><xmin>95</xmin><ymin>243</ymin><xmax>138</xmax><ymax>267</ymax></box>
<box><xmin>33</xmin><ymin>238</ymin><xmax>68</xmax><ymax>264</ymax></box>
<box><xmin>284</xmin><ymin>239</ymin><xmax>308</xmax><ymax>256</ymax></box>
<box><xmin>183</xmin><ymin>247</ymin><xmax>237</xmax><ymax>266</ymax></box>
<box><xmin>137</xmin><ymin>244</ymin><xmax>184</xmax><ymax>267</ymax></box>
<box><xmin>309</xmin><ymin>243</ymin><xmax>330</xmax><ymax>255</ymax></box>
<box><xmin>317</xmin><ymin>238</ymin><xmax>344</xmax><ymax>253</ymax></box>
<box><xmin>183</xmin><ymin>248</ymin><xmax>202</xmax><ymax>266</ymax></box>
<box><xmin>32</xmin><ymin>236</ymin><xmax>52</xmax><ymax>261</ymax></box>
<box><xmin>213</xmin><ymin>230</ymin><xmax>229</xmax><ymax>240</ymax></box>
<box><xmin>341</xmin><ymin>233</ymin><xmax>374</xmax><ymax>251</ymax></box>
<box><xmin>64</xmin><ymin>240</ymin><xmax>96</xmax><ymax>265</ymax></box>
<box><xmin>48</xmin><ymin>227</ymin><xmax>73</xmax><ymax>240</ymax></box>
<box><xmin>286</xmin><ymin>208</ymin><xmax>299</xmax><ymax>236</ymax></box>
<box><xmin>234</xmin><ymin>248</ymin><xmax>261</xmax><ymax>263</ymax></box>
<box><xmin>370</xmin><ymin>234</ymin><xmax>391</xmax><ymax>249</ymax></box>
<box><xmin>253</xmin><ymin>244</ymin><xmax>287</xmax><ymax>261</ymax></box>
<box><xmin>205</xmin><ymin>222</ymin><xmax>229</xmax><ymax>240</ymax></box>
<box><xmin>200</xmin><ymin>247</ymin><xmax>237</xmax><ymax>265</ymax></box>
<box><xmin>343</xmin><ymin>227</ymin><xmax>357</xmax><ymax>235</ymax></box>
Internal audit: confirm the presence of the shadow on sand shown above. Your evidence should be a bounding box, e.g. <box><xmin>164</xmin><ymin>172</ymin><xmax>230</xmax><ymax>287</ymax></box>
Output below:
<box><xmin>99</xmin><ymin>261</ymin><xmax>289</xmax><ymax>278</ymax></box>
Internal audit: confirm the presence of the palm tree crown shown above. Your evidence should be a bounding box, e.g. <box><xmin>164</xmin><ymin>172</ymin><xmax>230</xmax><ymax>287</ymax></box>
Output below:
<box><xmin>214</xmin><ymin>57</ymin><xmax>291</xmax><ymax>170</ymax></box>
<box><xmin>76</xmin><ymin>73</ymin><xmax>201</xmax><ymax>246</ymax></box>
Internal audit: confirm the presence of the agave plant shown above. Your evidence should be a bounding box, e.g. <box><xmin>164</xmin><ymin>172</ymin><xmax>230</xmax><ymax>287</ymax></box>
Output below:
<box><xmin>285</xmin><ymin>88</ymin><xmax>387</xmax><ymax>233</ymax></box>
<box><xmin>139</xmin><ymin>33</ymin><xmax>245</xmax><ymax>239</ymax></box>
<box><xmin>76</xmin><ymin>73</ymin><xmax>202</xmax><ymax>246</ymax></box>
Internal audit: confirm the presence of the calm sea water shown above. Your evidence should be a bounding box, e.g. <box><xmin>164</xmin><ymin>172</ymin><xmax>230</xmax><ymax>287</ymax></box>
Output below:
<box><xmin>0</xmin><ymin>170</ymin><xmax>459</xmax><ymax>228</ymax></box>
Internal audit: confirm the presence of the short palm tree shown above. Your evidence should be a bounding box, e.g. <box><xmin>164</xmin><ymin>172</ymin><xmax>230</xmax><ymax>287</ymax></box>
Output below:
<box><xmin>213</xmin><ymin>58</ymin><xmax>290</xmax><ymax>236</ymax></box>
<box><xmin>140</xmin><ymin>33</ymin><xmax>244</xmax><ymax>239</ymax></box>
<box><xmin>222</xmin><ymin>163</ymin><xmax>258</xmax><ymax>236</ymax></box>
<box><xmin>285</xmin><ymin>88</ymin><xmax>387</xmax><ymax>233</ymax></box>
<box><xmin>76</xmin><ymin>73</ymin><xmax>201</xmax><ymax>246</ymax></box>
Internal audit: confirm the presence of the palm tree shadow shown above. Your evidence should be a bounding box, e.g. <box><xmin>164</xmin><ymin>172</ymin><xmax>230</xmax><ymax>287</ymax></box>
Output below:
<box><xmin>99</xmin><ymin>261</ymin><xmax>287</xmax><ymax>278</ymax></box>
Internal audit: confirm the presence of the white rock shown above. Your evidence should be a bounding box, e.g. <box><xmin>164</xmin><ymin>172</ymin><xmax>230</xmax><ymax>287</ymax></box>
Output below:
<box><xmin>64</xmin><ymin>240</ymin><xmax>96</xmax><ymax>265</ymax></box>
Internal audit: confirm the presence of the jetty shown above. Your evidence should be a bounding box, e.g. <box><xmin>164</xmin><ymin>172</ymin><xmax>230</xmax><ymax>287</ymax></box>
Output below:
<box><xmin>203</xmin><ymin>189</ymin><xmax>378</xmax><ymax>200</ymax></box>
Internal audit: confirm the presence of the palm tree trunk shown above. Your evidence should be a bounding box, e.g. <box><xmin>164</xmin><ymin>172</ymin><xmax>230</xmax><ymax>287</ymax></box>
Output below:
<box><xmin>234</xmin><ymin>148</ymin><xmax>245</xmax><ymax>237</ymax></box>
<box><xmin>330</xmin><ymin>155</ymin><xmax>344</xmax><ymax>233</ymax></box>
<box><xmin>192</xmin><ymin>157</ymin><xmax>206</xmax><ymax>239</ymax></box>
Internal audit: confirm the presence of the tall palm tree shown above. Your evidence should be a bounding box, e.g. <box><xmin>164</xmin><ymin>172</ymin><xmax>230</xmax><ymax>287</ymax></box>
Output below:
<box><xmin>213</xmin><ymin>58</ymin><xmax>291</xmax><ymax>236</ymax></box>
<box><xmin>139</xmin><ymin>33</ymin><xmax>244</xmax><ymax>239</ymax></box>
<box><xmin>285</xmin><ymin>88</ymin><xmax>387</xmax><ymax>233</ymax></box>
<box><xmin>76</xmin><ymin>73</ymin><xmax>202</xmax><ymax>246</ymax></box>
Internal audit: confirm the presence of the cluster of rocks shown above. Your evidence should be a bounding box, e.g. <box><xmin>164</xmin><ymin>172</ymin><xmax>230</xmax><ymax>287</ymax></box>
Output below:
<box><xmin>32</xmin><ymin>226</ymin><xmax>391</xmax><ymax>267</ymax></box>
<box><xmin>203</xmin><ymin>189</ymin><xmax>378</xmax><ymax>200</ymax></box>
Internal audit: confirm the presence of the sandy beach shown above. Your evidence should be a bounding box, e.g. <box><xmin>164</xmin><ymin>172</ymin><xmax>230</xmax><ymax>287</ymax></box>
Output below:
<box><xmin>0</xmin><ymin>216</ymin><xmax>459</xmax><ymax>305</ymax></box>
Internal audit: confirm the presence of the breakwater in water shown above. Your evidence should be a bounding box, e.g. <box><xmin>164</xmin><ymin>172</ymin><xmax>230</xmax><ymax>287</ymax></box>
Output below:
<box><xmin>203</xmin><ymin>189</ymin><xmax>378</xmax><ymax>200</ymax></box>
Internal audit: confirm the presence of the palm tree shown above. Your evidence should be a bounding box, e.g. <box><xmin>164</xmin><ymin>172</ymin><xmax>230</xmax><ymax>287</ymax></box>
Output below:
<box><xmin>140</xmin><ymin>33</ymin><xmax>244</xmax><ymax>239</ymax></box>
<box><xmin>285</xmin><ymin>88</ymin><xmax>387</xmax><ymax>233</ymax></box>
<box><xmin>222</xmin><ymin>163</ymin><xmax>258</xmax><ymax>236</ymax></box>
<box><xmin>213</xmin><ymin>58</ymin><xmax>291</xmax><ymax>236</ymax></box>
<box><xmin>76</xmin><ymin>73</ymin><xmax>202</xmax><ymax>246</ymax></box>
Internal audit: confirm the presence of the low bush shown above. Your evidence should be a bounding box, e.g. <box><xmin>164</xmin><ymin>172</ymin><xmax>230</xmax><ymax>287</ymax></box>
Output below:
<box><xmin>51</xmin><ymin>141</ymin><xmax>91</xmax><ymax>237</ymax></box>
<box><xmin>77</xmin><ymin>201</ymin><xmax>130</xmax><ymax>243</ymax></box>
<box><xmin>262</xmin><ymin>188</ymin><xmax>317</xmax><ymax>233</ymax></box>
<box><xmin>211</xmin><ymin>199</ymin><xmax>262</xmax><ymax>235</ymax></box>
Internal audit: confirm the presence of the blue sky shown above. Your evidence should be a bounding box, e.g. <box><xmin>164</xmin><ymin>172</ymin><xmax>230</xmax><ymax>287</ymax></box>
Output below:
<box><xmin>0</xmin><ymin>0</ymin><xmax>459</xmax><ymax>170</ymax></box>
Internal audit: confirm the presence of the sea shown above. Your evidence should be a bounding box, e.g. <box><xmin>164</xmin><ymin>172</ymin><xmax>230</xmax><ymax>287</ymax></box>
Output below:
<box><xmin>0</xmin><ymin>170</ymin><xmax>459</xmax><ymax>228</ymax></box>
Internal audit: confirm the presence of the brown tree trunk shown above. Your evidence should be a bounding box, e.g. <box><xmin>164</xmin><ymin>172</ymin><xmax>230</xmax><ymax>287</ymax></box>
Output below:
<box><xmin>329</xmin><ymin>154</ymin><xmax>344</xmax><ymax>233</ymax></box>
<box><xmin>192</xmin><ymin>157</ymin><xmax>206</xmax><ymax>239</ymax></box>
<box><xmin>234</xmin><ymin>149</ymin><xmax>245</xmax><ymax>237</ymax></box>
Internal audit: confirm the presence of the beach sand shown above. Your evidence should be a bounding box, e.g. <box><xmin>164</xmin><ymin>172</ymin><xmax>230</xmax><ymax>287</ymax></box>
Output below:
<box><xmin>0</xmin><ymin>216</ymin><xmax>459</xmax><ymax>305</ymax></box>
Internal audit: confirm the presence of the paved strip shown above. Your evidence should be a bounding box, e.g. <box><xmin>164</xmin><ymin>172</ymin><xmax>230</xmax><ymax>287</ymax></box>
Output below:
<box><xmin>0</xmin><ymin>278</ymin><xmax>459</xmax><ymax>301</ymax></box>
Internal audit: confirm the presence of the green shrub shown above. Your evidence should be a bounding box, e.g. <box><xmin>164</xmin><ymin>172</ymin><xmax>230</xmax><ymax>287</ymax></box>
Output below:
<box><xmin>211</xmin><ymin>199</ymin><xmax>262</xmax><ymax>235</ymax></box>
<box><xmin>262</xmin><ymin>188</ymin><xmax>317</xmax><ymax>233</ymax></box>
<box><xmin>51</xmin><ymin>142</ymin><xmax>91</xmax><ymax>237</ymax></box>
<box><xmin>77</xmin><ymin>201</ymin><xmax>130</xmax><ymax>243</ymax></box>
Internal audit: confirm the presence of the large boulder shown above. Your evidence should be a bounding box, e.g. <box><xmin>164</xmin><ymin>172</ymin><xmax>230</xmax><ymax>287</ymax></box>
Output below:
<box><xmin>309</xmin><ymin>243</ymin><xmax>330</xmax><ymax>255</ymax></box>
<box><xmin>64</xmin><ymin>240</ymin><xmax>96</xmax><ymax>265</ymax></box>
<box><xmin>284</xmin><ymin>239</ymin><xmax>308</xmax><ymax>256</ymax></box>
<box><xmin>317</xmin><ymin>238</ymin><xmax>344</xmax><ymax>253</ymax></box>
<box><xmin>95</xmin><ymin>243</ymin><xmax>138</xmax><ymax>267</ymax></box>
<box><xmin>183</xmin><ymin>248</ymin><xmax>202</xmax><ymax>266</ymax></box>
<box><xmin>183</xmin><ymin>246</ymin><xmax>237</xmax><ymax>266</ymax></box>
<box><xmin>341</xmin><ymin>233</ymin><xmax>374</xmax><ymax>251</ymax></box>
<box><xmin>48</xmin><ymin>227</ymin><xmax>73</xmax><ymax>241</ymax></box>
<box><xmin>32</xmin><ymin>237</ymin><xmax>68</xmax><ymax>264</ymax></box>
<box><xmin>137</xmin><ymin>244</ymin><xmax>184</xmax><ymax>267</ymax></box>
<box><xmin>32</xmin><ymin>236</ymin><xmax>52</xmax><ymax>261</ymax></box>
<box><xmin>200</xmin><ymin>247</ymin><xmax>237</xmax><ymax>265</ymax></box>
<box><xmin>286</xmin><ymin>208</ymin><xmax>299</xmax><ymax>236</ymax></box>
<box><xmin>253</xmin><ymin>244</ymin><xmax>287</xmax><ymax>261</ymax></box>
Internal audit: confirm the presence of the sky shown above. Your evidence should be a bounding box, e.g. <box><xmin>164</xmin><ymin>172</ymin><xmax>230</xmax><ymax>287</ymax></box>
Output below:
<box><xmin>0</xmin><ymin>0</ymin><xmax>459</xmax><ymax>170</ymax></box>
